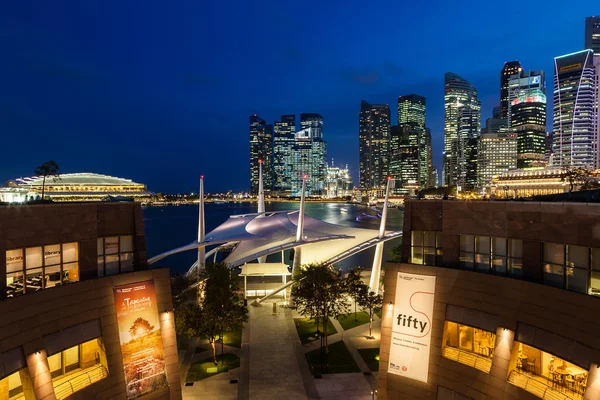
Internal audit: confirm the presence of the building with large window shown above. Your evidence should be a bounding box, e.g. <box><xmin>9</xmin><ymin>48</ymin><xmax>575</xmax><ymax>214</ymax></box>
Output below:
<box><xmin>491</xmin><ymin>167</ymin><xmax>566</xmax><ymax>198</ymax></box>
<box><xmin>585</xmin><ymin>16</ymin><xmax>600</xmax><ymax>62</ymax></box>
<box><xmin>291</xmin><ymin>124</ymin><xmax>327</xmax><ymax>196</ymax></box>
<box><xmin>377</xmin><ymin>200</ymin><xmax>600</xmax><ymax>400</ymax></box>
<box><xmin>359</xmin><ymin>100</ymin><xmax>391</xmax><ymax>189</ymax></box>
<box><xmin>249</xmin><ymin>114</ymin><xmax>273</xmax><ymax>195</ymax></box>
<box><xmin>508</xmin><ymin>70</ymin><xmax>547</xmax><ymax>169</ymax></box>
<box><xmin>273</xmin><ymin>115</ymin><xmax>296</xmax><ymax>195</ymax></box>
<box><xmin>500</xmin><ymin>61</ymin><xmax>523</xmax><ymax>119</ymax></box>
<box><xmin>4</xmin><ymin>173</ymin><xmax>152</xmax><ymax>202</ymax></box>
<box><xmin>552</xmin><ymin>50</ymin><xmax>598</xmax><ymax>169</ymax></box>
<box><xmin>390</xmin><ymin>124</ymin><xmax>421</xmax><ymax>193</ymax></box>
<box><xmin>0</xmin><ymin>202</ymin><xmax>180</xmax><ymax>400</ymax></box>
<box><xmin>477</xmin><ymin>131</ymin><xmax>517</xmax><ymax>190</ymax></box>
<box><xmin>444</xmin><ymin>73</ymin><xmax>481</xmax><ymax>188</ymax></box>
<box><xmin>323</xmin><ymin>161</ymin><xmax>353</xmax><ymax>198</ymax></box>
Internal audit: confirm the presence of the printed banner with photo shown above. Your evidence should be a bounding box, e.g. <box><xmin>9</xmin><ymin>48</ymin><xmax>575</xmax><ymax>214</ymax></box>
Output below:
<box><xmin>114</xmin><ymin>280</ymin><xmax>168</xmax><ymax>399</ymax></box>
<box><xmin>388</xmin><ymin>272</ymin><xmax>436</xmax><ymax>383</ymax></box>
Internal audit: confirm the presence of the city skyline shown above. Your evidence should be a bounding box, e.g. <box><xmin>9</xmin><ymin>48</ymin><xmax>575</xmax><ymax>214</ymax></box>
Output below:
<box><xmin>0</xmin><ymin>2</ymin><xmax>596</xmax><ymax>192</ymax></box>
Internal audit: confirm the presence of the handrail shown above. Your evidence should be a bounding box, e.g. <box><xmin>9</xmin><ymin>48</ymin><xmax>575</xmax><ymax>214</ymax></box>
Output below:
<box><xmin>53</xmin><ymin>365</ymin><xmax>108</xmax><ymax>399</ymax></box>
<box><xmin>509</xmin><ymin>369</ymin><xmax>574</xmax><ymax>400</ymax></box>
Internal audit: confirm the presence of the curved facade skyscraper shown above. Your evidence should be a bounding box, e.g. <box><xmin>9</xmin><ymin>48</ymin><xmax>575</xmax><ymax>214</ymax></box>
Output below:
<box><xmin>443</xmin><ymin>73</ymin><xmax>481</xmax><ymax>188</ymax></box>
<box><xmin>552</xmin><ymin>50</ymin><xmax>598</xmax><ymax>168</ymax></box>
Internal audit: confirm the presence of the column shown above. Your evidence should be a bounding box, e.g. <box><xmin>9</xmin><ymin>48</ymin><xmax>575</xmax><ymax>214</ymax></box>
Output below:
<box><xmin>26</xmin><ymin>350</ymin><xmax>56</xmax><ymax>400</ymax></box>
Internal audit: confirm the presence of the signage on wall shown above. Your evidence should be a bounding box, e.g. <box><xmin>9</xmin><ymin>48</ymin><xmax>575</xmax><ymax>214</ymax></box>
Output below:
<box><xmin>388</xmin><ymin>272</ymin><xmax>436</xmax><ymax>383</ymax></box>
<box><xmin>113</xmin><ymin>280</ymin><xmax>168</xmax><ymax>399</ymax></box>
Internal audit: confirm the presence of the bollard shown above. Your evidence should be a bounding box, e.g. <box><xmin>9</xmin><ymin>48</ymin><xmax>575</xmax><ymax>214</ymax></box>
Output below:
<box><xmin>272</xmin><ymin>302</ymin><xmax>277</xmax><ymax>314</ymax></box>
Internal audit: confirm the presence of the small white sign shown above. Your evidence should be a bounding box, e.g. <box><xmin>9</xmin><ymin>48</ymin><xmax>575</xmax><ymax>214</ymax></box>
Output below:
<box><xmin>388</xmin><ymin>272</ymin><xmax>436</xmax><ymax>383</ymax></box>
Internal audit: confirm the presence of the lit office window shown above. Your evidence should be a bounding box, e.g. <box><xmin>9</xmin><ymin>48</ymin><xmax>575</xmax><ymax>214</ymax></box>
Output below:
<box><xmin>97</xmin><ymin>236</ymin><xmax>134</xmax><ymax>276</ymax></box>
<box><xmin>50</xmin><ymin>338</ymin><xmax>109</xmax><ymax>400</ymax></box>
<box><xmin>410</xmin><ymin>231</ymin><xmax>442</xmax><ymax>266</ymax></box>
<box><xmin>442</xmin><ymin>321</ymin><xmax>495</xmax><ymax>373</ymax></box>
<box><xmin>5</xmin><ymin>243</ymin><xmax>79</xmax><ymax>297</ymax></box>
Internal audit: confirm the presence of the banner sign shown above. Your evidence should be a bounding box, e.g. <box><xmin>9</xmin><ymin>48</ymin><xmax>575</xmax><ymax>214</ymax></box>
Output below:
<box><xmin>114</xmin><ymin>280</ymin><xmax>168</xmax><ymax>399</ymax></box>
<box><xmin>388</xmin><ymin>272</ymin><xmax>436</xmax><ymax>383</ymax></box>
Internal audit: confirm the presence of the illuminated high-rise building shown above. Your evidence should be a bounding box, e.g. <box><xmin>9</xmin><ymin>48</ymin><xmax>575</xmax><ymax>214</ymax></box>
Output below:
<box><xmin>444</xmin><ymin>73</ymin><xmax>481</xmax><ymax>188</ymax></box>
<box><xmin>477</xmin><ymin>132</ymin><xmax>517</xmax><ymax>190</ymax></box>
<box><xmin>425</xmin><ymin>128</ymin><xmax>434</xmax><ymax>188</ymax></box>
<box><xmin>500</xmin><ymin>61</ymin><xmax>523</xmax><ymax>119</ymax></box>
<box><xmin>324</xmin><ymin>160</ymin><xmax>353</xmax><ymax>198</ymax></box>
<box><xmin>359</xmin><ymin>100</ymin><xmax>391</xmax><ymax>188</ymax></box>
<box><xmin>508</xmin><ymin>70</ymin><xmax>547</xmax><ymax>169</ymax></box>
<box><xmin>273</xmin><ymin>115</ymin><xmax>296</xmax><ymax>194</ymax></box>
<box><xmin>585</xmin><ymin>16</ymin><xmax>600</xmax><ymax>62</ymax></box>
<box><xmin>552</xmin><ymin>50</ymin><xmax>598</xmax><ymax>168</ymax></box>
<box><xmin>398</xmin><ymin>95</ymin><xmax>427</xmax><ymax>187</ymax></box>
<box><xmin>390</xmin><ymin>124</ymin><xmax>420</xmax><ymax>191</ymax></box>
<box><xmin>249</xmin><ymin>115</ymin><xmax>273</xmax><ymax>195</ymax></box>
<box><xmin>286</xmin><ymin>113</ymin><xmax>327</xmax><ymax>196</ymax></box>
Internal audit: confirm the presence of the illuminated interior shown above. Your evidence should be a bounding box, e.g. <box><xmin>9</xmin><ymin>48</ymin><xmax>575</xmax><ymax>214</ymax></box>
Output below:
<box><xmin>508</xmin><ymin>342</ymin><xmax>588</xmax><ymax>398</ymax></box>
<box><xmin>0</xmin><ymin>368</ymin><xmax>27</xmax><ymax>400</ymax></box>
<box><xmin>49</xmin><ymin>338</ymin><xmax>109</xmax><ymax>400</ymax></box>
<box><xmin>442</xmin><ymin>321</ymin><xmax>496</xmax><ymax>373</ymax></box>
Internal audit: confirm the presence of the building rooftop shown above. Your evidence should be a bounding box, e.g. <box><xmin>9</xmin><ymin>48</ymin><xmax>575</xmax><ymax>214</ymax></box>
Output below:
<box><xmin>7</xmin><ymin>173</ymin><xmax>144</xmax><ymax>187</ymax></box>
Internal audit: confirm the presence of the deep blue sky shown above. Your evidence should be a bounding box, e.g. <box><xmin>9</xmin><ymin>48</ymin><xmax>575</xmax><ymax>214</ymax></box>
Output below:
<box><xmin>0</xmin><ymin>2</ymin><xmax>595</xmax><ymax>193</ymax></box>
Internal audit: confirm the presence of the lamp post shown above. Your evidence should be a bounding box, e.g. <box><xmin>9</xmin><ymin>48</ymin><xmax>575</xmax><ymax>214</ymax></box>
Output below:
<box><xmin>371</xmin><ymin>389</ymin><xmax>378</xmax><ymax>399</ymax></box>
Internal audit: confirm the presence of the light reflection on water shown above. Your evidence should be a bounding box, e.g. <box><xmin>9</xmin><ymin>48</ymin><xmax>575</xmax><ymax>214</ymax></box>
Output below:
<box><xmin>143</xmin><ymin>202</ymin><xmax>403</xmax><ymax>275</ymax></box>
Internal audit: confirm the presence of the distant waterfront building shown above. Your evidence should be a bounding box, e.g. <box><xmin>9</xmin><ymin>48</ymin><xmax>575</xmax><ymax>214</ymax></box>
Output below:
<box><xmin>250</xmin><ymin>115</ymin><xmax>273</xmax><ymax>195</ymax></box>
<box><xmin>492</xmin><ymin>167</ymin><xmax>566</xmax><ymax>197</ymax></box>
<box><xmin>390</xmin><ymin>124</ymin><xmax>420</xmax><ymax>192</ymax></box>
<box><xmin>359</xmin><ymin>100</ymin><xmax>391</xmax><ymax>189</ymax></box>
<box><xmin>425</xmin><ymin>128</ymin><xmax>434</xmax><ymax>188</ymax></box>
<box><xmin>300</xmin><ymin>113</ymin><xmax>323</xmax><ymax>132</ymax></box>
<box><xmin>508</xmin><ymin>70</ymin><xmax>547</xmax><ymax>169</ymax></box>
<box><xmin>585</xmin><ymin>16</ymin><xmax>600</xmax><ymax>61</ymax></box>
<box><xmin>500</xmin><ymin>61</ymin><xmax>522</xmax><ymax>119</ymax></box>
<box><xmin>273</xmin><ymin>114</ymin><xmax>296</xmax><ymax>195</ymax></box>
<box><xmin>324</xmin><ymin>161</ymin><xmax>353</xmax><ymax>198</ymax></box>
<box><xmin>4</xmin><ymin>173</ymin><xmax>152</xmax><ymax>202</ymax></box>
<box><xmin>477</xmin><ymin>132</ymin><xmax>518</xmax><ymax>190</ymax></box>
<box><xmin>398</xmin><ymin>95</ymin><xmax>428</xmax><ymax>187</ymax></box>
<box><xmin>444</xmin><ymin>73</ymin><xmax>481</xmax><ymax>188</ymax></box>
<box><xmin>291</xmin><ymin>123</ymin><xmax>327</xmax><ymax>196</ymax></box>
<box><xmin>481</xmin><ymin>117</ymin><xmax>508</xmax><ymax>134</ymax></box>
<box><xmin>552</xmin><ymin>50</ymin><xmax>598</xmax><ymax>168</ymax></box>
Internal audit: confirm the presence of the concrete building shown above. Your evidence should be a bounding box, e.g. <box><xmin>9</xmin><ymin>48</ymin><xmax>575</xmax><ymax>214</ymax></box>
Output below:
<box><xmin>0</xmin><ymin>202</ymin><xmax>180</xmax><ymax>400</ymax></box>
<box><xmin>377</xmin><ymin>200</ymin><xmax>600</xmax><ymax>400</ymax></box>
<box><xmin>500</xmin><ymin>61</ymin><xmax>523</xmax><ymax>119</ymax></box>
<box><xmin>359</xmin><ymin>100</ymin><xmax>391</xmax><ymax>189</ymax></box>
<box><xmin>477</xmin><ymin>131</ymin><xmax>517</xmax><ymax>190</ymax></box>
<box><xmin>324</xmin><ymin>161</ymin><xmax>353</xmax><ymax>198</ymax></box>
<box><xmin>585</xmin><ymin>16</ymin><xmax>600</xmax><ymax>62</ymax></box>
<box><xmin>491</xmin><ymin>167</ymin><xmax>567</xmax><ymax>197</ymax></box>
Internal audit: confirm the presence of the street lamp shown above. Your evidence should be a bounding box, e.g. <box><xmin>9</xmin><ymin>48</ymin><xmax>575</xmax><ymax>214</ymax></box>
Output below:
<box><xmin>371</xmin><ymin>389</ymin><xmax>378</xmax><ymax>399</ymax></box>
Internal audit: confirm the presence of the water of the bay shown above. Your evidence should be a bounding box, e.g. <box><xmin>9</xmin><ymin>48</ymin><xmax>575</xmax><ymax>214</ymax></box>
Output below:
<box><xmin>143</xmin><ymin>202</ymin><xmax>403</xmax><ymax>275</ymax></box>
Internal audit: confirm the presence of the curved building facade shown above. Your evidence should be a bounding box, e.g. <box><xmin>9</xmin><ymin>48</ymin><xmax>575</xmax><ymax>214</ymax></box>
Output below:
<box><xmin>378</xmin><ymin>200</ymin><xmax>600</xmax><ymax>399</ymax></box>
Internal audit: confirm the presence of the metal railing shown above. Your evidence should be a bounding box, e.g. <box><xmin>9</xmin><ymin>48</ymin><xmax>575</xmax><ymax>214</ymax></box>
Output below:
<box><xmin>53</xmin><ymin>365</ymin><xmax>108</xmax><ymax>400</ymax></box>
<box><xmin>508</xmin><ymin>369</ymin><xmax>576</xmax><ymax>400</ymax></box>
<box><xmin>442</xmin><ymin>347</ymin><xmax>492</xmax><ymax>373</ymax></box>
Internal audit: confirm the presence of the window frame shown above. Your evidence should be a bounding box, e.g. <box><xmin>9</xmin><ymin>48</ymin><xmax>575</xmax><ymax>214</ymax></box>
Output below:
<box><xmin>97</xmin><ymin>235</ymin><xmax>135</xmax><ymax>277</ymax></box>
<box><xmin>410</xmin><ymin>230</ymin><xmax>443</xmax><ymax>266</ymax></box>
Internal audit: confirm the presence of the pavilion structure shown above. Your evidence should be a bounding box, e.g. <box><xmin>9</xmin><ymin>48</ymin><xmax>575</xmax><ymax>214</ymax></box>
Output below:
<box><xmin>148</xmin><ymin>164</ymin><xmax>402</xmax><ymax>302</ymax></box>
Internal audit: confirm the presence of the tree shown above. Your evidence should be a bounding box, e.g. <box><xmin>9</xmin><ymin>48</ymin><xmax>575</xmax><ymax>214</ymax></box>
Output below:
<box><xmin>561</xmin><ymin>166</ymin><xmax>590</xmax><ymax>193</ymax></box>
<box><xmin>129</xmin><ymin>317</ymin><xmax>154</xmax><ymax>340</ymax></box>
<box><xmin>358</xmin><ymin>290</ymin><xmax>383</xmax><ymax>339</ymax></box>
<box><xmin>291</xmin><ymin>263</ymin><xmax>348</xmax><ymax>365</ymax></box>
<box><xmin>176</xmin><ymin>263</ymin><xmax>248</xmax><ymax>365</ymax></box>
<box><xmin>345</xmin><ymin>266</ymin><xmax>365</xmax><ymax>322</ymax></box>
<box><xmin>34</xmin><ymin>160</ymin><xmax>61</xmax><ymax>200</ymax></box>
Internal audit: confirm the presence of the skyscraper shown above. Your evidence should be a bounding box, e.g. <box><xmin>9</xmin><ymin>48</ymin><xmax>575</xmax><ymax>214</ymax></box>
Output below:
<box><xmin>359</xmin><ymin>100</ymin><xmax>391</xmax><ymax>188</ymax></box>
<box><xmin>425</xmin><ymin>128</ymin><xmax>434</xmax><ymax>188</ymax></box>
<box><xmin>398</xmin><ymin>94</ymin><xmax>428</xmax><ymax>188</ymax></box>
<box><xmin>291</xmin><ymin>119</ymin><xmax>327</xmax><ymax>196</ymax></box>
<box><xmin>249</xmin><ymin>115</ymin><xmax>273</xmax><ymax>195</ymax></box>
<box><xmin>324</xmin><ymin>161</ymin><xmax>353</xmax><ymax>198</ymax></box>
<box><xmin>273</xmin><ymin>115</ymin><xmax>296</xmax><ymax>194</ymax></box>
<box><xmin>300</xmin><ymin>113</ymin><xmax>324</xmax><ymax>131</ymax></box>
<box><xmin>444</xmin><ymin>73</ymin><xmax>481</xmax><ymax>188</ymax></box>
<box><xmin>500</xmin><ymin>61</ymin><xmax>522</xmax><ymax>119</ymax></box>
<box><xmin>477</xmin><ymin>132</ymin><xmax>517</xmax><ymax>190</ymax></box>
<box><xmin>508</xmin><ymin>70</ymin><xmax>547</xmax><ymax>168</ymax></box>
<box><xmin>552</xmin><ymin>50</ymin><xmax>598</xmax><ymax>168</ymax></box>
<box><xmin>389</xmin><ymin>124</ymin><xmax>420</xmax><ymax>191</ymax></box>
<box><xmin>585</xmin><ymin>16</ymin><xmax>600</xmax><ymax>61</ymax></box>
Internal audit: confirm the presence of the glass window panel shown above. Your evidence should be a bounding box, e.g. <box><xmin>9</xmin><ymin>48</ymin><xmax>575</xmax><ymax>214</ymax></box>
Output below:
<box><xmin>97</xmin><ymin>257</ymin><xmax>105</xmax><ymax>277</ymax></box>
<box><xmin>64</xmin><ymin>346</ymin><xmax>79</xmax><ymax>369</ymax></box>
<box><xmin>26</xmin><ymin>268</ymin><xmax>43</xmax><ymax>293</ymax></box>
<box><xmin>509</xmin><ymin>258</ymin><xmax>523</xmax><ymax>277</ymax></box>
<box><xmin>476</xmin><ymin>236</ymin><xmax>491</xmax><ymax>254</ymax></box>
<box><xmin>590</xmin><ymin>271</ymin><xmax>600</xmax><ymax>296</ymax></box>
<box><xmin>120</xmin><ymin>253</ymin><xmax>134</xmax><ymax>272</ymax></box>
<box><xmin>423</xmin><ymin>231</ymin><xmax>435</xmax><ymax>247</ymax></box>
<box><xmin>120</xmin><ymin>235</ymin><xmax>133</xmax><ymax>253</ymax></box>
<box><xmin>460</xmin><ymin>253</ymin><xmax>474</xmax><ymax>269</ymax></box>
<box><xmin>444</xmin><ymin>321</ymin><xmax>459</xmax><ymax>348</ymax></box>
<box><xmin>44</xmin><ymin>244</ymin><xmax>61</xmax><ymax>266</ymax></box>
<box><xmin>45</xmin><ymin>265</ymin><xmax>61</xmax><ymax>288</ymax></box>
<box><xmin>97</xmin><ymin>238</ymin><xmax>104</xmax><ymax>256</ymax></box>
<box><xmin>63</xmin><ymin>262</ymin><xmax>79</xmax><ymax>283</ymax></box>
<box><xmin>543</xmin><ymin>263</ymin><xmax>565</xmax><ymax>288</ymax></box>
<box><xmin>7</xmin><ymin>370</ymin><xmax>23</xmax><ymax>398</ymax></box>
<box><xmin>47</xmin><ymin>353</ymin><xmax>62</xmax><ymax>378</ymax></box>
<box><xmin>544</xmin><ymin>243</ymin><xmax>564</xmax><ymax>265</ymax></box>
<box><xmin>104</xmin><ymin>236</ymin><xmax>119</xmax><ymax>255</ymax></box>
<box><xmin>592</xmin><ymin>248</ymin><xmax>600</xmax><ymax>271</ymax></box>
<box><xmin>411</xmin><ymin>247</ymin><xmax>423</xmax><ymax>265</ymax></box>
<box><xmin>105</xmin><ymin>255</ymin><xmax>119</xmax><ymax>276</ymax></box>
<box><xmin>511</xmin><ymin>239</ymin><xmax>523</xmax><ymax>258</ymax></box>
<box><xmin>460</xmin><ymin>235</ymin><xmax>474</xmax><ymax>252</ymax></box>
<box><xmin>568</xmin><ymin>245</ymin><xmax>589</xmax><ymax>269</ymax></box>
<box><xmin>493</xmin><ymin>237</ymin><xmax>507</xmax><ymax>257</ymax></box>
<box><xmin>6</xmin><ymin>271</ymin><xmax>24</xmax><ymax>297</ymax></box>
<box><xmin>475</xmin><ymin>254</ymin><xmax>490</xmax><ymax>272</ymax></box>
<box><xmin>412</xmin><ymin>231</ymin><xmax>423</xmax><ymax>246</ymax></box>
<box><xmin>458</xmin><ymin>325</ymin><xmax>474</xmax><ymax>352</ymax></box>
<box><xmin>492</xmin><ymin>257</ymin><xmax>507</xmax><ymax>275</ymax></box>
<box><xmin>62</xmin><ymin>243</ymin><xmax>78</xmax><ymax>263</ymax></box>
<box><xmin>25</xmin><ymin>247</ymin><xmax>43</xmax><ymax>270</ymax></box>
<box><xmin>566</xmin><ymin>267</ymin><xmax>588</xmax><ymax>294</ymax></box>
<box><xmin>6</xmin><ymin>249</ymin><xmax>24</xmax><ymax>272</ymax></box>
<box><xmin>436</xmin><ymin>233</ymin><xmax>443</xmax><ymax>248</ymax></box>
<box><xmin>423</xmin><ymin>247</ymin><xmax>435</xmax><ymax>266</ymax></box>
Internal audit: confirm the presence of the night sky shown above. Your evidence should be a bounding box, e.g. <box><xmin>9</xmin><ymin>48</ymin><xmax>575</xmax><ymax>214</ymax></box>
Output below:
<box><xmin>0</xmin><ymin>1</ymin><xmax>594</xmax><ymax>193</ymax></box>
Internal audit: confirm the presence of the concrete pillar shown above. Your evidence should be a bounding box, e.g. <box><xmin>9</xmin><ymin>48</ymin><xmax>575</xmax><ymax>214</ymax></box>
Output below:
<box><xmin>159</xmin><ymin>311</ymin><xmax>182</xmax><ymax>400</ymax></box>
<box><xmin>490</xmin><ymin>327</ymin><xmax>515</xmax><ymax>382</ymax></box>
<box><xmin>19</xmin><ymin>368</ymin><xmax>36</xmax><ymax>400</ymax></box>
<box><xmin>584</xmin><ymin>362</ymin><xmax>600</xmax><ymax>399</ymax></box>
<box><xmin>26</xmin><ymin>350</ymin><xmax>56</xmax><ymax>400</ymax></box>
